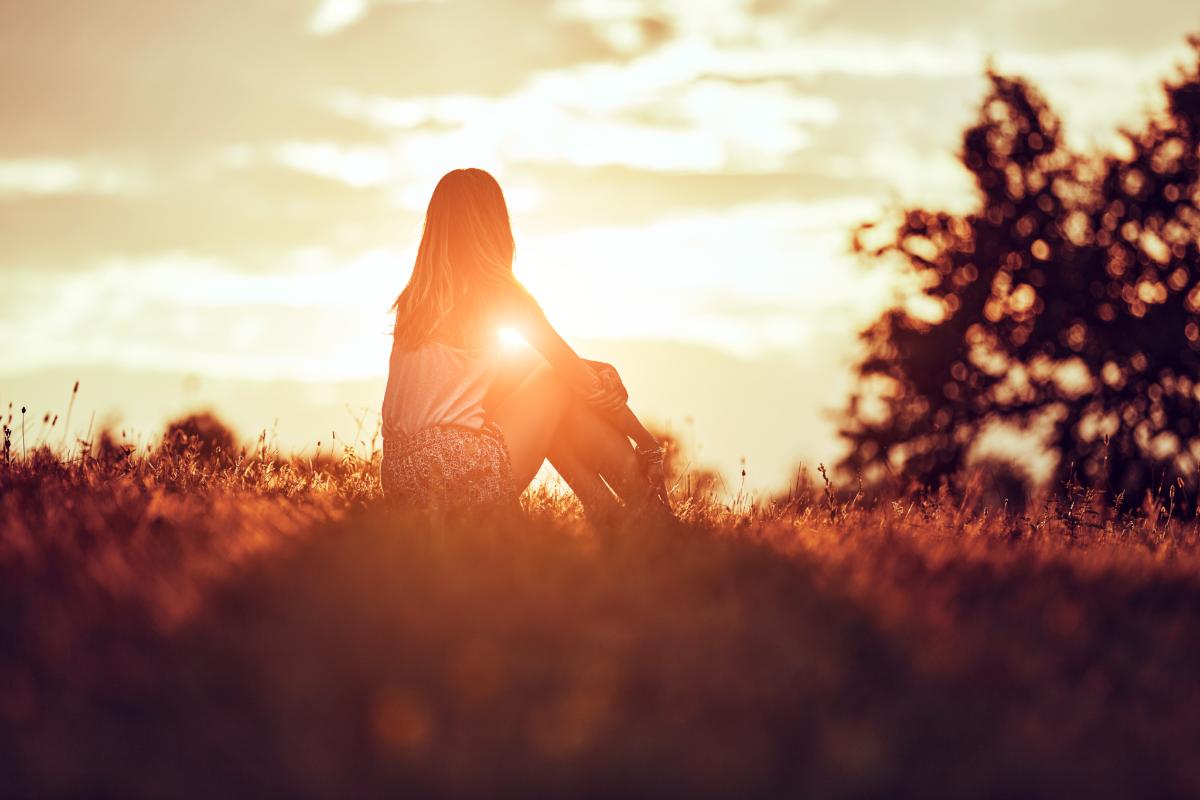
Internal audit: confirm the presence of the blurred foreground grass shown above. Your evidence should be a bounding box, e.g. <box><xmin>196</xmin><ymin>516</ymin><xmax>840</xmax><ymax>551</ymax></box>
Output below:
<box><xmin>3</xmin><ymin>435</ymin><xmax>1200</xmax><ymax>799</ymax></box>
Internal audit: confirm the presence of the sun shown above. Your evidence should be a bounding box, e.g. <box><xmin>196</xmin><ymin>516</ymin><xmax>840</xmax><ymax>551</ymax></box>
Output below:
<box><xmin>498</xmin><ymin>327</ymin><xmax>531</xmax><ymax>350</ymax></box>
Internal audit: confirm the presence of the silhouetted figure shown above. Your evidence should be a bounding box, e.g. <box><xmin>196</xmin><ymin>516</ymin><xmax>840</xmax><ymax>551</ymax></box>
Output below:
<box><xmin>841</xmin><ymin>36</ymin><xmax>1200</xmax><ymax>514</ymax></box>
<box><xmin>381</xmin><ymin>168</ymin><xmax>670</xmax><ymax>518</ymax></box>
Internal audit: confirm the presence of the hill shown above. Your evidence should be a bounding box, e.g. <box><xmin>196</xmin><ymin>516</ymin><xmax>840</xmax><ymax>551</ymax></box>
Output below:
<box><xmin>2</xmin><ymin>444</ymin><xmax>1199</xmax><ymax>798</ymax></box>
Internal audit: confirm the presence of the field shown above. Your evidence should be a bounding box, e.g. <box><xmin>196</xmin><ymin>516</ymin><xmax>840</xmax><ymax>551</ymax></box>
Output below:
<box><xmin>3</xmin><ymin>425</ymin><xmax>1200</xmax><ymax>799</ymax></box>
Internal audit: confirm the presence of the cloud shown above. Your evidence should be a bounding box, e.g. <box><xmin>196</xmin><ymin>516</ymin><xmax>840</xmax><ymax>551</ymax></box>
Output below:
<box><xmin>0</xmin><ymin>196</ymin><xmax>890</xmax><ymax>385</ymax></box>
<box><xmin>1</xmin><ymin>3</ymin><xmax>366</xmax><ymax>156</ymax></box>
<box><xmin>0</xmin><ymin>158</ymin><xmax>150</xmax><ymax>196</ymax></box>
<box><xmin>0</xmin><ymin>163</ymin><xmax>412</xmax><ymax>271</ymax></box>
<box><xmin>506</xmin><ymin>162</ymin><xmax>866</xmax><ymax>233</ymax></box>
<box><xmin>3</xmin><ymin>0</ymin><xmax>1186</xmax><ymax>277</ymax></box>
<box><xmin>309</xmin><ymin>0</ymin><xmax>621</xmax><ymax>97</ymax></box>
<box><xmin>510</xmin><ymin>198</ymin><xmax>892</xmax><ymax>356</ymax></box>
<box><xmin>3</xmin><ymin>0</ymin><xmax>1197</xmax><ymax>493</ymax></box>
<box><xmin>560</xmin><ymin>0</ymin><xmax>809</xmax><ymax>47</ymax></box>
<box><xmin>799</xmin><ymin>0</ymin><xmax>1200</xmax><ymax>54</ymax></box>
<box><xmin>331</xmin><ymin>48</ymin><xmax>840</xmax><ymax>175</ymax></box>
<box><xmin>308</xmin><ymin>0</ymin><xmax>374</xmax><ymax>36</ymax></box>
<box><xmin>0</xmin><ymin>0</ymin><xmax>675</xmax><ymax>272</ymax></box>
<box><xmin>0</xmin><ymin>249</ymin><xmax>401</xmax><ymax>380</ymax></box>
<box><xmin>0</xmin><ymin>0</ymin><xmax>627</xmax><ymax>159</ymax></box>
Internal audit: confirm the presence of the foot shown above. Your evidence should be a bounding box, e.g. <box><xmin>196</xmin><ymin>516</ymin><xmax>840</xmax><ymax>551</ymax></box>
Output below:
<box><xmin>634</xmin><ymin>442</ymin><xmax>673</xmax><ymax>517</ymax></box>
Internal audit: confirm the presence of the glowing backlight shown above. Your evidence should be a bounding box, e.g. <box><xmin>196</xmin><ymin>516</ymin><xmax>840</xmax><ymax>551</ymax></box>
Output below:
<box><xmin>498</xmin><ymin>327</ymin><xmax>530</xmax><ymax>349</ymax></box>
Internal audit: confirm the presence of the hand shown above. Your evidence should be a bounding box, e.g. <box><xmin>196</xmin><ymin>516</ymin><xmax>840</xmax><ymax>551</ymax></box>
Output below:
<box><xmin>583</xmin><ymin>361</ymin><xmax>628</xmax><ymax>412</ymax></box>
<box><xmin>582</xmin><ymin>373</ymin><xmax>626</xmax><ymax>412</ymax></box>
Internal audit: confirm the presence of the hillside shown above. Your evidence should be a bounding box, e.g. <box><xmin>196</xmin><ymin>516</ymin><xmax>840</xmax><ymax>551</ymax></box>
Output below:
<box><xmin>2</xmin><ymin>445</ymin><xmax>1199</xmax><ymax>798</ymax></box>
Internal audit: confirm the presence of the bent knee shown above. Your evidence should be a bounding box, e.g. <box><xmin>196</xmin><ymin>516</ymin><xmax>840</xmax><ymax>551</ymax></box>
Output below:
<box><xmin>530</xmin><ymin>363</ymin><xmax>572</xmax><ymax>401</ymax></box>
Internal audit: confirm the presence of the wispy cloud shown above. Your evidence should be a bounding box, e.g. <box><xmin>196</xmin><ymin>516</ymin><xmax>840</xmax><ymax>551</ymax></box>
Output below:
<box><xmin>0</xmin><ymin>159</ymin><xmax>149</xmax><ymax>196</ymax></box>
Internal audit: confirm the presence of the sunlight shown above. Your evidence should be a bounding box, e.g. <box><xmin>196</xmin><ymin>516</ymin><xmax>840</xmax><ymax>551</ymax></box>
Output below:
<box><xmin>498</xmin><ymin>327</ymin><xmax>531</xmax><ymax>350</ymax></box>
<box><xmin>7</xmin><ymin>11</ymin><xmax>1200</xmax><ymax>794</ymax></box>
<box><xmin>510</xmin><ymin>198</ymin><xmax>893</xmax><ymax>356</ymax></box>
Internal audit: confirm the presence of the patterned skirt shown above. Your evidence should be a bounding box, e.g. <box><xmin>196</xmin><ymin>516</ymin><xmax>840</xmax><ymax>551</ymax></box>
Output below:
<box><xmin>380</xmin><ymin>421</ymin><xmax>518</xmax><ymax>510</ymax></box>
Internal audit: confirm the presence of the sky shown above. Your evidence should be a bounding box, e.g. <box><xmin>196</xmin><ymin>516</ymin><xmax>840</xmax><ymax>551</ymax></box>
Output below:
<box><xmin>2</xmin><ymin>0</ymin><xmax>1198</xmax><ymax>495</ymax></box>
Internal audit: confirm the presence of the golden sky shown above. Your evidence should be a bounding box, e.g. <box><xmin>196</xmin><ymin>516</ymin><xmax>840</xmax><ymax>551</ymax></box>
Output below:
<box><xmin>2</xmin><ymin>0</ymin><xmax>1197</xmax><ymax>493</ymax></box>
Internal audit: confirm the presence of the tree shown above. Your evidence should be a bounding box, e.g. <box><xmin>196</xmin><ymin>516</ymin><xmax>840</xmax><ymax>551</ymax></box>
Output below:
<box><xmin>841</xmin><ymin>36</ymin><xmax>1200</xmax><ymax>512</ymax></box>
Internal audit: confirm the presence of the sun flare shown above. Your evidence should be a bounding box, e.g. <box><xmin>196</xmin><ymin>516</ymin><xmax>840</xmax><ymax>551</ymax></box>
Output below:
<box><xmin>498</xmin><ymin>326</ymin><xmax>531</xmax><ymax>349</ymax></box>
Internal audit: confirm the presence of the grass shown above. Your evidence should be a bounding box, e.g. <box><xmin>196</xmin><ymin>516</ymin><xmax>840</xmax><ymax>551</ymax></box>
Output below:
<box><xmin>3</xmin><ymin>428</ymin><xmax>1200</xmax><ymax>799</ymax></box>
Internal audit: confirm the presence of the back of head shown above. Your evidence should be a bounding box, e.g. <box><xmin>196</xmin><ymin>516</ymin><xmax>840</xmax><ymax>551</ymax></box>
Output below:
<box><xmin>391</xmin><ymin>168</ymin><xmax>523</xmax><ymax>350</ymax></box>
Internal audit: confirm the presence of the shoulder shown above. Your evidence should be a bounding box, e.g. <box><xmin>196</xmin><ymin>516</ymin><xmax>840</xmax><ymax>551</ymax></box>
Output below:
<box><xmin>496</xmin><ymin>281</ymin><xmax>546</xmax><ymax>323</ymax></box>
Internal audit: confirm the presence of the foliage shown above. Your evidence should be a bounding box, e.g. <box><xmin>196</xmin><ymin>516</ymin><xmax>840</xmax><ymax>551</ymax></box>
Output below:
<box><xmin>841</xmin><ymin>36</ymin><xmax>1200</xmax><ymax>513</ymax></box>
<box><xmin>160</xmin><ymin>410</ymin><xmax>239</xmax><ymax>462</ymax></box>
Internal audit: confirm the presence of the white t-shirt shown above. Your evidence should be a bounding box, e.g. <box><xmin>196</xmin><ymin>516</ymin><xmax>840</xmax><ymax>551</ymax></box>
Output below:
<box><xmin>381</xmin><ymin>338</ymin><xmax>504</xmax><ymax>441</ymax></box>
<box><xmin>382</xmin><ymin>289</ymin><xmax>545</xmax><ymax>441</ymax></box>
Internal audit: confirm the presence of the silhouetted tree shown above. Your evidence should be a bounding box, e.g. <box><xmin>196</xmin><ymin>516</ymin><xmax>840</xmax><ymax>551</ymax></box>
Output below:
<box><xmin>161</xmin><ymin>411</ymin><xmax>238</xmax><ymax>463</ymax></box>
<box><xmin>841</xmin><ymin>36</ymin><xmax>1200</xmax><ymax>513</ymax></box>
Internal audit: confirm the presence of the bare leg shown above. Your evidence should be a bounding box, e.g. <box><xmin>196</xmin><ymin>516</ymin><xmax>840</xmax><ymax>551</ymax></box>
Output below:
<box><xmin>545</xmin><ymin>438</ymin><xmax>621</xmax><ymax>518</ymax></box>
<box><xmin>488</xmin><ymin>363</ymin><xmax>572</xmax><ymax>487</ymax></box>
<box><xmin>486</xmin><ymin>351</ymin><xmax>618</xmax><ymax>514</ymax></box>
<box><xmin>554</xmin><ymin>401</ymin><xmax>646</xmax><ymax>505</ymax></box>
<box><xmin>487</xmin><ymin>359</ymin><xmax>648</xmax><ymax>512</ymax></box>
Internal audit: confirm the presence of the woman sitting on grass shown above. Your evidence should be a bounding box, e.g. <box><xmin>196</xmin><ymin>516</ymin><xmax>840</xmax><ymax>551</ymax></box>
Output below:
<box><xmin>380</xmin><ymin>167</ymin><xmax>670</xmax><ymax>519</ymax></box>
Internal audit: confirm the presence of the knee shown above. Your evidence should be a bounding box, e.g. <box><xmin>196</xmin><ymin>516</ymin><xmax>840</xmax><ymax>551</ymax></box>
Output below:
<box><xmin>531</xmin><ymin>363</ymin><xmax>572</xmax><ymax>403</ymax></box>
<box><xmin>505</xmin><ymin>347</ymin><xmax>546</xmax><ymax>384</ymax></box>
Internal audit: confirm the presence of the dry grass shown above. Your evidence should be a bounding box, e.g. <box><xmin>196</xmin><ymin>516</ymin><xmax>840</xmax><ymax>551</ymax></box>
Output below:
<box><xmin>3</xmin><ymin>434</ymin><xmax>1200</xmax><ymax>799</ymax></box>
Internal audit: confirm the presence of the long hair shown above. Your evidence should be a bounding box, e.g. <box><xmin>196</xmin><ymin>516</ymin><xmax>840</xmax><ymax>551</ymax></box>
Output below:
<box><xmin>391</xmin><ymin>168</ymin><xmax>528</xmax><ymax>351</ymax></box>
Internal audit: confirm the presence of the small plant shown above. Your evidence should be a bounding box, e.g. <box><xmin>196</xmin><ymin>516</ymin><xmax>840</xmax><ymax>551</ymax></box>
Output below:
<box><xmin>817</xmin><ymin>462</ymin><xmax>838</xmax><ymax>523</ymax></box>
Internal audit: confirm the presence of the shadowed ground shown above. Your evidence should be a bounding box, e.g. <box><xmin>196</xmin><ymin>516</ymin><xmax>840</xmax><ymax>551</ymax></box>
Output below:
<box><xmin>2</xmin><ymin>448</ymin><xmax>1199</xmax><ymax>799</ymax></box>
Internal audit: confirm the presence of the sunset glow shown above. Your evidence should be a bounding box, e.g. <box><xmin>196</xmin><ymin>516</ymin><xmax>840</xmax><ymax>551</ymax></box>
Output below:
<box><xmin>498</xmin><ymin>327</ymin><xmax>531</xmax><ymax>350</ymax></box>
<box><xmin>11</xmin><ymin>6</ymin><xmax>1200</xmax><ymax>794</ymax></box>
<box><xmin>3</xmin><ymin>1</ymin><xmax>1197</xmax><ymax>491</ymax></box>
